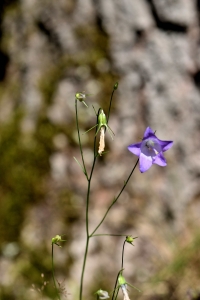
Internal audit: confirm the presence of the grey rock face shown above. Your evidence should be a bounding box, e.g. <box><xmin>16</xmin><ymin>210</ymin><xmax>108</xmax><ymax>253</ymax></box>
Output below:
<box><xmin>0</xmin><ymin>0</ymin><xmax>200</xmax><ymax>299</ymax></box>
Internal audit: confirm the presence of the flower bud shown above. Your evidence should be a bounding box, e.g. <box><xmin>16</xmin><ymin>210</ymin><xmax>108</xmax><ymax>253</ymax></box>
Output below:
<box><xmin>52</xmin><ymin>235</ymin><xmax>62</xmax><ymax>244</ymax></box>
<box><xmin>95</xmin><ymin>289</ymin><xmax>110</xmax><ymax>299</ymax></box>
<box><xmin>114</xmin><ymin>82</ymin><xmax>118</xmax><ymax>90</ymax></box>
<box><xmin>75</xmin><ymin>92</ymin><xmax>88</xmax><ymax>107</ymax></box>
<box><xmin>118</xmin><ymin>270</ymin><xmax>141</xmax><ymax>294</ymax></box>
<box><xmin>118</xmin><ymin>272</ymin><xmax>126</xmax><ymax>286</ymax></box>
<box><xmin>126</xmin><ymin>235</ymin><xmax>137</xmax><ymax>246</ymax></box>
<box><xmin>52</xmin><ymin>235</ymin><xmax>66</xmax><ymax>246</ymax></box>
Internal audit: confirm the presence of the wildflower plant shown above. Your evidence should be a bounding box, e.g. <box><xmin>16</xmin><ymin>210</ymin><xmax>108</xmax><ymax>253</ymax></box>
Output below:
<box><xmin>51</xmin><ymin>82</ymin><xmax>173</xmax><ymax>300</ymax></box>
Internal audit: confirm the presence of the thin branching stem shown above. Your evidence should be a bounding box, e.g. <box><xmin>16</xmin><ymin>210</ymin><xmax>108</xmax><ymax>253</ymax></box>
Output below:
<box><xmin>114</xmin><ymin>287</ymin><xmax>120</xmax><ymax>300</ymax></box>
<box><xmin>112</xmin><ymin>238</ymin><xmax>127</xmax><ymax>300</ymax></box>
<box><xmin>112</xmin><ymin>269</ymin><xmax>121</xmax><ymax>300</ymax></box>
<box><xmin>79</xmin><ymin>235</ymin><xmax>89</xmax><ymax>300</ymax></box>
<box><xmin>51</xmin><ymin>244</ymin><xmax>61</xmax><ymax>300</ymax></box>
<box><xmin>90</xmin><ymin>158</ymin><xmax>139</xmax><ymax>236</ymax></box>
<box><xmin>121</xmin><ymin>239</ymin><xmax>126</xmax><ymax>269</ymax></box>
<box><xmin>75</xmin><ymin>99</ymin><xmax>88</xmax><ymax>180</ymax></box>
<box><xmin>91</xmin><ymin>234</ymin><xmax>127</xmax><ymax>238</ymax></box>
<box><xmin>107</xmin><ymin>82</ymin><xmax>118</xmax><ymax>123</ymax></box>
<box><xmin>79</xmin><ymin>112</ymin><xmax>99</xmax><ymax>300</ymax></box>
<box><xmin>79</xmin><ymin>87</ymin><xmax>117</xmax><ymax>300</ymax></box>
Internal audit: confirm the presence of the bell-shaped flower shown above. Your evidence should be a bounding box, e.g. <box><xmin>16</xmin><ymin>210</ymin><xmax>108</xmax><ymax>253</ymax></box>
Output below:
<box><xmin>128</xmin><ymin>127</ymin><xmax>173</xmax><ymax>173</ymax></box>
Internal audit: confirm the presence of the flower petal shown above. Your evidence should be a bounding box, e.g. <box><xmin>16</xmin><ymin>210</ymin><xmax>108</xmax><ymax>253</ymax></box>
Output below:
<box><xmin>139</xmin><ymin>152</ymin><xmax>152</xmax><ymax>173</ymax></box>
<box><xmin>128</xmin><ymin>142</ymin><xmax>142</xmax><ymax>156</ymax></box>
<box><xmin>157</xmin><ymin>140</ymin><xmax>173</xmax><ymax>152</ymax></box>
<box><xmin>143</xmin><ymin>127</ymin><xmax>155</xmax><ymax>139</ymax></box>
<box><xmin>153</xmin><ymin>152</ymin><xmax>167</xmax><ymax>166</ymax></box>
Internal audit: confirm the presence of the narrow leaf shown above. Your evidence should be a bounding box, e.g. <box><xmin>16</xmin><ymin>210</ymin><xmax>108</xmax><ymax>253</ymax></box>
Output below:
<box><xmin>74</xmin><ymin>156</ymin><xmax>86</xmax><ymax>175</ymax></box>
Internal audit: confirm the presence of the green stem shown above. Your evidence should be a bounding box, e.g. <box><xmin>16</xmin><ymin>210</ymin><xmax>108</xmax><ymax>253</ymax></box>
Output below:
<box><xmin>75</xmin><ymin>99</ymin><xmax>88</xmax><ymax>180</ymax></box>
<box><xmin>90</xmin><ymin>158</ymin><xmax>139</xmax><ymax>236</ymax></box>
<box><xmin>91</xmin><ymin>234</ymin><xmax>127</xmax><ymax>238</ymax></box>
<box><xmin>79</xmin><ymin>119</ymin><xmax>98</xmax><ymax>300</ymax></box>
<box><xmin>114</xmin><ymin>287</ymin><xmax>120</xmax><ymax>300</ymax></box>
<box><xmin>51</xmin><ymin>244</ymin><xmax>61</xmax><ymax>300</ymax></box>
<box><xmin>112</xmin><ymin>239</ymin><xmax>126</xmax><ymax>300</ymax></box>
<box><xmin>121</xmin><ymin>239</ymin><xmax>126</xmax><ymax>269</ymax></box>
<box><xmin>112</xmin><ymin>269</ymin><xmax>121</xmax><ymax>300</ymax></box>
<box><xmin>79</xmin><ymin>85</ymin><xmax>117</xmax><ymax>300</ymax></box>
<box><xmin>79</xmin><ymin>236</ymin><xmax>90</xmax><ymax>300</ymax></box>
<box><xmin>79</xmin><ymin>167</ymin><xmax>92</xmax><ymax>300</ymax></box>
<box><xmin>79</xmin><ymin>171</ymin><xmax>97</xmax><ymax>300</ymax></box>
<box><xmin>107</xmin><ymin>82</ymin><xmax>118</xmax><ymax>123</ymax></box>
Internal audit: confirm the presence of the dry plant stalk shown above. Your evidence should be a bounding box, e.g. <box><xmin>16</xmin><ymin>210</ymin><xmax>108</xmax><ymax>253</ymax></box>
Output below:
<box><xmin>121</xmin><ymin>285</ymin><xmax>131</xmax><ymax>300</ymax></box>
<box><xmin>98</xmin><ymin>126</ymin><xmax>105</xmax><ymax>156</ymax></box>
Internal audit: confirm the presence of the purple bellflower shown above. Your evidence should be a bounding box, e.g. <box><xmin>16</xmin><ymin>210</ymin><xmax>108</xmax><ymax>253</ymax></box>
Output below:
<box><xmin>128</xmin><ymin>127</ymin><xmax>173</xmax><ymax>173</ymax></box>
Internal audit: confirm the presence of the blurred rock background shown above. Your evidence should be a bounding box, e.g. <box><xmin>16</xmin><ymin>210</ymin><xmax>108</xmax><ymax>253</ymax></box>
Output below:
<box><xmin>0</xmin><ymin>0</ymin><xmax>200</xmax><ymax>299</ymax></box>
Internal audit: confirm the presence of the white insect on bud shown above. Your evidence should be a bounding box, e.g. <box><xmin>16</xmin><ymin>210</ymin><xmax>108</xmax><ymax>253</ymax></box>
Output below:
<box><xmin>118</xmin><ymin>271</ymin><xmax>140</xmax><ymax>300</ymax></box>
<box><xmin>96</xmin><ymin>109</ymin><xmax>114</xmax><ymax>156</ymax></box>
<box><xmin>121</xmin><ymin>284</ymin><xmax>131</xmax><ymax>300</ymax></box>
<box><xmin>98</xmin><ymin>126</ymin><xmax>105</xmax><ymax>156</ymax></box>
<box><xmin>84</xmin><ymin>108</ymin><xmax>114</xmax><ymax>156</ymax></box>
